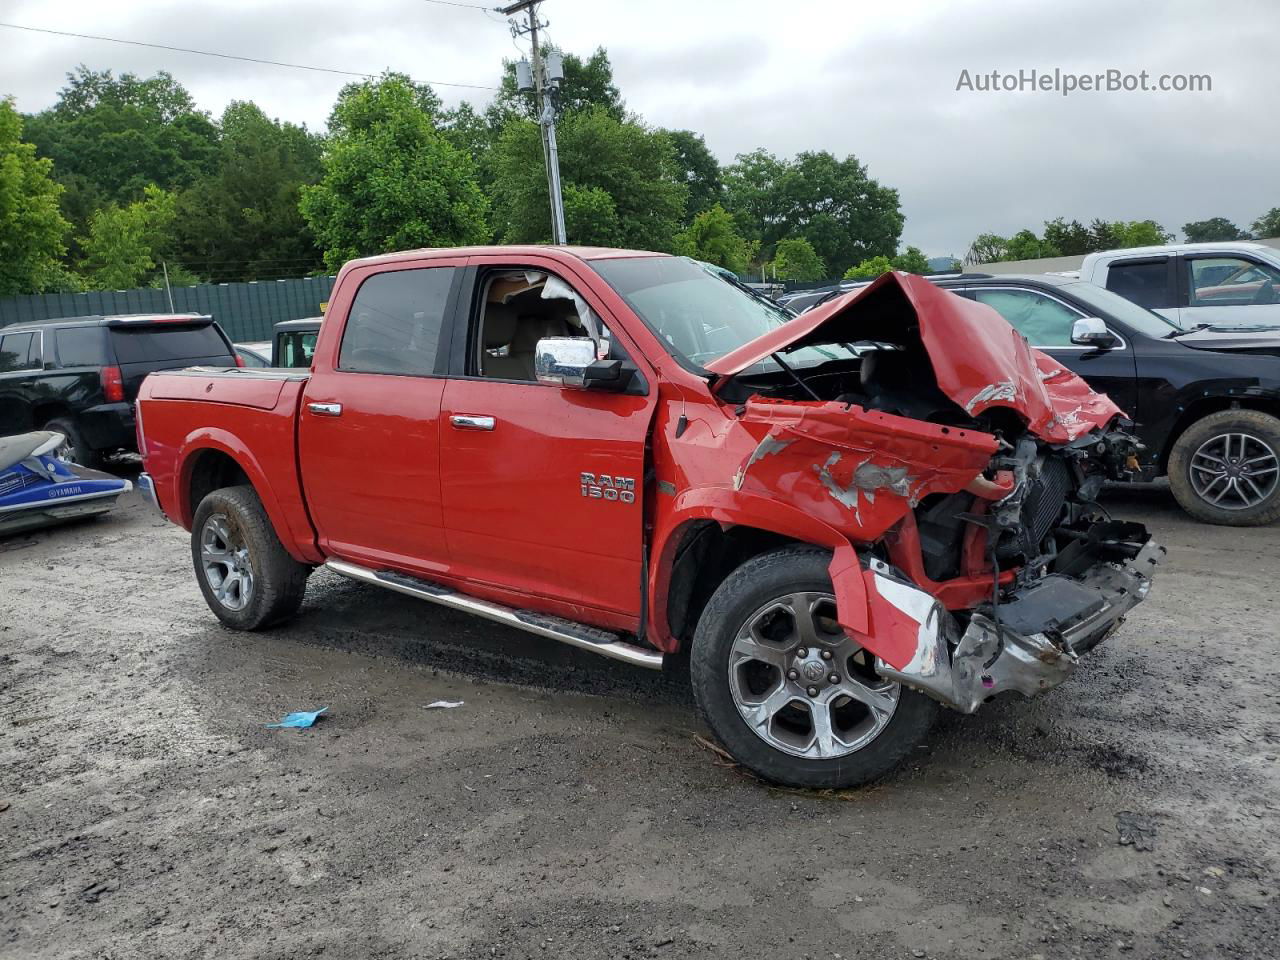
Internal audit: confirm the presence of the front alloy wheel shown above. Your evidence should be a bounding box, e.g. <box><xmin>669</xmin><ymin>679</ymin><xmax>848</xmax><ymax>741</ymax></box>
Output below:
<box><xmin>729</xmin><ymin>592</ymin><xmax>900</xmax><ymax>760</ymax></box>
<box><xmin>1169</xmin><ymin>409</ymin><xmax>1280</xmax><ymax>526</ymax></box>
<box><xmin>690</xmin><ymin>546</ymin><xmax>937</xmax><ymax>789</ymax></box>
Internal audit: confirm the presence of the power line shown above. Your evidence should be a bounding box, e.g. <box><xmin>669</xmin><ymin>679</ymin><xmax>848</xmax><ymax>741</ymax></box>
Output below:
<box><xmin>0</xmin><ymin>22</ymin><xmax>500</xmax><ymax>91</ymax></box>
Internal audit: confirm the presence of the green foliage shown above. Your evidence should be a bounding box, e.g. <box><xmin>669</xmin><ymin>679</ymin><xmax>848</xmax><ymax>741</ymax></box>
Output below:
<box><xmin>843</xmin><ymin>255</ymin><xmax>893</xmax><ymax>280</ymax></box>
<box><xmin>1003</xmin><ymin>229</ymin><xmax>1060</xmax><ymax>260</ymax></box>
<box><xmin>968</xmin><ymin>232</ymin><xmax>1009</xmax><ymax>263</ymax></box>
<box><xmin>174</xmin><ymin>101</ymin><xmax>323</xmax><ymax>281</ymax></box>
<box><xmin>673</xmin><ymin>204</ymin><xmax>752</xmax><ymax>273</ymax></box>
<box><xmin>1250</xmin><ymin>208</ymin><xmax>1280</xmax><ymax>238</ymax></box>
<box><xmin>771</xmin><ymin>236</ymin><xmax>825</xmax><ymax>281</ymax></box>
<box><xmin>974</xmin><ymin>217</ymin><xmax>1173</xmax><ymax>263</ymax></box>
<box><xmin>0</xmin><ymin>99</ymin><xmax>71</xmax><ymax>296</ymax></box>
<box><xmin>299</xmin><ymin>74</ymin><xmax>490</xmax><ymax>272</ymax></box>
<box><xmin>1042</xmin><ymin>218</ymin><xmax>1093</xmax><ymax>256</ymax></box>
<box><xmin>24</xmin><ymin>67</ymin><xmax>218</xmax><ymax>230</ymax></box>
<box><xmin>891</xmin><ymin>245</ymin><xmax>931</xmax><ymax>274</ymax></box>
<box><xmin>724</xmin><ymin>149</ymin><xmax>901</xmax><ymax>276</ymax></box>
<box><xmin>1182</xmin><ymin>217</ymin><xmax>1249</xmax><ymax>243</ymax></box>
<box><xmin>488</xmin><ymin>107</ymin><xmax>685</xmax><ymax>250</ymax></box>
<box><xmin>663</xmin><ymin>129</ymin><xmax>723</xmax><ymax>222</ymax></box>
<box><xmin>79</xmin><ymin>185</ymin><xmax>179</xmax><ymax>290</ymax></box>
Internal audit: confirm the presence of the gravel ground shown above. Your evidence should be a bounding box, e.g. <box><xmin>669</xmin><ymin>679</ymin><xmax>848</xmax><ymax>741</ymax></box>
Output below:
<box><xmin>1</xmin><ymin>478</ymin><xmax>1277</xmax><ymax>960</ymax></box>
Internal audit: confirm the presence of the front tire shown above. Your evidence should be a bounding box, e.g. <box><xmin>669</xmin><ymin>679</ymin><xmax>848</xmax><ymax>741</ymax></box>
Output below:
<box><xmin>1168</xmin><ymin>409</ymin><xmax>1280</xmax><ymax>526</ymax></box>
<box><xmin>191</xmin><ymin>485</ymin><xmax>309</xmax><ymax>630</ymax></box>
<box><xmin>690</xmin><ymin>546</ymin><xmax>937</xmax><ymax>789</ymax></box>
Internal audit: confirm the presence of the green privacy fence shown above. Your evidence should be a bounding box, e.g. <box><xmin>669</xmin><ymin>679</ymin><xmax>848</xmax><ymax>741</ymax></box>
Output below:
<box><xmin>0</xmin><ymin>276</ymin><xmax>336</xmax><ymax>343</ymax></box>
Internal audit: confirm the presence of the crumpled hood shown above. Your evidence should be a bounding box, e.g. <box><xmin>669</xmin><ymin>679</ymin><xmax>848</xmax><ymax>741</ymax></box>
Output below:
<box><xmin>707</xmin><ymin>271</ymin><xmax>1121</xmax><ymax>443</ymax></box>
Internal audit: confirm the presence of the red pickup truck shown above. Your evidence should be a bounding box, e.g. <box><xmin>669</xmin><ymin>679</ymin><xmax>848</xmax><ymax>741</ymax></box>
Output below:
<box><xmin>137</xmin><ymin>246</ymin><xmax>1164</xmax><ymax>787</ymax></box>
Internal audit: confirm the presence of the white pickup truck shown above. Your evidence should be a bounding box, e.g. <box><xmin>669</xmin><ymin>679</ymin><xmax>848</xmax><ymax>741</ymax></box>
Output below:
<box><xmin>1070</xmin><ymin>241</ymin><xmax>1280</xmax><ymax>329</ymax></box>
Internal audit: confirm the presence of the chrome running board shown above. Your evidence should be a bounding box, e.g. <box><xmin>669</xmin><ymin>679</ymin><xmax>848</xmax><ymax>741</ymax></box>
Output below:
<box><xmin>324</xmin><ymin>559</ymin><xmax>664</xmax><ymax>670</ymax></box>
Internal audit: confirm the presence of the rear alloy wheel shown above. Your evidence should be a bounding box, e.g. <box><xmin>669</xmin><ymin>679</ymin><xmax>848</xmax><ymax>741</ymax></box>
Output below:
<box><xmin>690</xmin><ymin>546</ymin><xmax>937</xmax><ymax>789</ymax></box>
<box><xmin>191</xmin><ymin>485</ymin><xmax>310</xmax><ymax>629</ymax></box>
<box><xmin>1169</xmin><ymin>409</ymin><xmax>1280</xmax><ymax>526</ymax></box>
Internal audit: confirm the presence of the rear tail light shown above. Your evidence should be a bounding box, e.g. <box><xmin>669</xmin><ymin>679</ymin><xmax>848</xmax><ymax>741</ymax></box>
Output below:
<box><xmin>102</xmin><ymin>365</ymin><xmax>125</xmax><ymax>403</ymax></box>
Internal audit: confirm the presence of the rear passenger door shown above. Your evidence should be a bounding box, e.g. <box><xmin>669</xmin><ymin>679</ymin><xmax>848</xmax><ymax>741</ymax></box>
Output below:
<box><xmin>299</xmin><ymin>259</ymin><xmax>463</xmax><ymax>576</ymax></box>
<box><xmin>1102</xmin><ymin>257</ymin><xmax>1180</xmax><ymax>323</ymax></box>
<box><xmin>969</xmin><ymin>286</ymin><xmax>1139</xmax><ymax>415</ymax></box>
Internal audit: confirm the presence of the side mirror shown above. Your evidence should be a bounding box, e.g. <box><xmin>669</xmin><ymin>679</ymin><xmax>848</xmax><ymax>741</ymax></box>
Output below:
<box><xmin>1071</xmin><ymin>317</ymin><xmax>1119</xmax><ymax>349</ymax></box>
<box><xmin>535</xmin><ymin>336</ymin><xmax>635</xmax><ymax>392</ymax></box>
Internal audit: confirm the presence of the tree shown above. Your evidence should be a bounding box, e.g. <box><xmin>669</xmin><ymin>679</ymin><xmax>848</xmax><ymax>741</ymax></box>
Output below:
<box><xmin>967</xmin><ymin>233</ymin><xmax>1008</xmax><ymax>264</ymax></box>
<box><xmin>771</xmin><ymin>236</ymin><xmax>825</xmax><ymax>281</ymax></box>
<box><xmin>173</xmin><ymin>101</ymin><xmax>323</xmax><ymax>282</ymax></box>
<box><xmin>79</xmin><ymin>185</ymin><xmax>179</xmax><ymax>290</ymax></box>
<box><xmin>488</xmin><ymin>106</ymin><xmax>685</xmax><ymax>250</ymax></box>
<box><xmin>1112</xmin><ymin>219</ymin><xmax>1173</xmax><ymax>247</ymax></box>
<box><xmin>674</xmin><ymin>204</ymin><xmax>752</xmax><ymax>273</ymax></box>
<box><xmin>1182</xmin><ymin>217</ymin><xmax>1249</xmax><ymax>243</ymax></box>
<box><xmin>891</xmin><ymin>245</ymin><xmax>931</xmax><ymax>274</ymax></box>
<box><xmin>299</xmin><ymin>74</ymin><xmax>489</xmax><ymax>272</ymax></box>
<box><xmin>1251</xmin><ymin>208</ymin><xmax>1280</xmax><ymax>238</ymax></box>
<box><xmin>664</xmin><ymin>129</ymin><xmax>723</xmax><ymax>222</ymax></box>
<box><xmin>725</xmin><ymin>149</ymin><xmax>902</xmax><ymax>275</ymax></box>
<box><xmin>1042</xmin><ymin>218</ymin><xmax>1093</xmax><ymax>256</ymax></box>
<box><xmin>1004</xmin><ymin>229</ymin><xmax>1060</xmax><ymax>260</ymax></box>
<box><xmin>843</xmin><ymin>255</ymin><xmax>893</xmax><ymax>280</ymax></box>
<box><xmin>24</xmin><ymin>67</ymin><xmax>218</xmax><ymax>232</ymax></box>
<box><xmin>0</xmin><ymin>99</ymin><xmax>71</xmax><ymax>295</ymax></box>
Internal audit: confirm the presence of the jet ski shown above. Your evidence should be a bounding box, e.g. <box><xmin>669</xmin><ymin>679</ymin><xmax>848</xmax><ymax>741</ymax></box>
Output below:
<box><xmin>0</xmin><ymin>431</ymin><xmax>132</xmax><ymax>537</ymax></box>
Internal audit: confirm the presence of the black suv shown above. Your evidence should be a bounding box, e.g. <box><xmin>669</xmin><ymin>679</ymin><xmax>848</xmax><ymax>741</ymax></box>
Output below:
<box><xmin>0</xmin><ymin>314</ymin><xmax>237</xmax><ymax>466</ymax></box>
<box><xmin>931</xmin><ymin>274</ymin><xmax>1280</xmax><ymax>525</ymax></box>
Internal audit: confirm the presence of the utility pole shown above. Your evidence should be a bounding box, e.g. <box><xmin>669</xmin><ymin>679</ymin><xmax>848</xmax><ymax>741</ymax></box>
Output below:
<box><xmin>502</xmin><ymin>0</ymin><xmax>566</xmax><ymax>244</ymax></box>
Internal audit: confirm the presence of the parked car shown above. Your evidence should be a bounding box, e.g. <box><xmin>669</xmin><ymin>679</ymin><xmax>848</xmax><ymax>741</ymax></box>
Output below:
<box><xmin>273</xmin><ymin>317</ymin><xmax>321</xmax><ymax>368</ymax></box>
<box><xmin>0</xmin><ymin>430</ymin><xmax>132</xmax><ymax>536</ymax></box>
<box><xmin>235</xmin><ymin>342</ymin><xmax>272</xmax><ymax>368</ymax></box>
<box><xmin>928</xmin><ymin>274</ymin><xmax>1280</xmax><ymax>525</ymax></box>
<box><xmin>1071</xmin><ymin>241</ymin><xmax>1280</xmax><ymax>329</ymax></box>
<box><xmin>136</xmin><ymin>248</ymin><xmax>1162</xmax><ymax>789</ymax></box>
<box><xmin>0</xmin><ymin>314</ymin><xmax>239</xmax><ymax>466</ymax></box>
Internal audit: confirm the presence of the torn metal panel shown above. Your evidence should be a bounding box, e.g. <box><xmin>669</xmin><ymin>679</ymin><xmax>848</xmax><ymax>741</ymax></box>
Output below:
<box><xmin>732</xmin><ymin>432</ymin><xmax>793</xmax><ymax>491</ymax></box>
<box><xmin>705</xmin><ymin>271</ymin><xmax>1124</xmax><ymax>443</ymax></box>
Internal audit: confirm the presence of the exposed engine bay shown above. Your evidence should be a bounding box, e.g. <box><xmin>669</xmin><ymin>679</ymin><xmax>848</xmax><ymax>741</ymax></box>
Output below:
<box><xmin>709</xmin><ymin>271</ymin><xmax>1164</xmax><ymax>712</ymax></box>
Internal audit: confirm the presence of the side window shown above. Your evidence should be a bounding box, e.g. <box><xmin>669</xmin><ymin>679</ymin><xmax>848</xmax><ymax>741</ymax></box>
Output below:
<box><xmin>473</xmin><ymin>269</ymin><xmax>619</xmax><ymax>382</ymax></box>
<box><xmin>1187</xmin><ymin>257</ymin><xmax>1280</xmax><ymax>306</ymax></box>
<box><xmin>1105</xmin><ymin>259</ymin><xmax>1175</xmax><ymax>309</ymax></box>
<box><xmin>973</xmin><ymin>289</ymin><xmax>1083</xmax><ymax>347</ymax></box>
<box><xmin>279</xmin><ymin>331</ymin><xmax>318</xmax><ymax>368</ymax></box>
<box><xmin>0</xmin><ymin>333</ymin><xmax>36</xmax><ymax>373</ymax></box>
<box><xmin>338</xmin><ymin>267</ymin><xmax>456</xmax><ymax>375</ymax></box>
<box><xmin>56</xmin><ymin>327</ymin><xmax>106</xmax><ymax>366</ymax></box>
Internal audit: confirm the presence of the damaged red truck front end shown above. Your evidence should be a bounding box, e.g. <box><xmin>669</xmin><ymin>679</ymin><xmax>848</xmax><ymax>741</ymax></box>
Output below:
<box><xmin>648</xmin><ymin>269</ymin><xmax>1163</xmax><ymax>769</ymax></box>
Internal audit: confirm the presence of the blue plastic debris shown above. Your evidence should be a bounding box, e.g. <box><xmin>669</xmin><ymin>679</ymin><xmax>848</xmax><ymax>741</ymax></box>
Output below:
<box><xmin>265</xmin><ymin>707</ymin><xmax>328</xmax><ymax>729</ymax></box>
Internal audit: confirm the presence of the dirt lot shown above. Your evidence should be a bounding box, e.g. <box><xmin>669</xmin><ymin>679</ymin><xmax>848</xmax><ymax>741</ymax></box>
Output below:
<box><xmin>1</xmin><ymin>479</ymin><xmax>1277</xmax><ymax>960</ymax></box>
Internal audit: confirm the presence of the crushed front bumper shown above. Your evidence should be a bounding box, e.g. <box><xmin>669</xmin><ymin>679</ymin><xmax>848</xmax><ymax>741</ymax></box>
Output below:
<box><xmin>873</xmin><ymin>537</ymin><xmax>1165</xmax><ymax>713</ymax></box>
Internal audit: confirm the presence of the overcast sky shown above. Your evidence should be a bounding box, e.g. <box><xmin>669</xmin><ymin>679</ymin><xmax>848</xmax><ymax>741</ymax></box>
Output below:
<box><xmin>5</xmin><ymin>0</ymin><xmax>1277</xmax><ymax>257</ymax></box>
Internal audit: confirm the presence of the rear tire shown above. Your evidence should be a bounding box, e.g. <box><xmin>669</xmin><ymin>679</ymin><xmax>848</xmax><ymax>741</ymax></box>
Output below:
<box><xmin>1168</xmin><ymin>409</ymin><xmax>1280</xmax><ymax>526</ymax></box>
<box><xmin>689</xmin><ymin>545</ymin><xmax>937</xmax><ymax>789</ymax></box>
<box><xmin>44</xmin><ymin>417</ymin><xmax>101</xmax><ymax>469</ymax></box>
<box><xmin>191</xmin><ymin>485</ymin><xmax>309</xmax><ymax>630</ymax></box>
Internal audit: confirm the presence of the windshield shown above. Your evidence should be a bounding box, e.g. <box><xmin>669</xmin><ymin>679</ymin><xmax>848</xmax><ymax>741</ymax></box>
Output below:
<box><xmin>592</xmin><ymin>256</ymin><xmax>854</xmax><ymax>371</ymax></box>
<box><xmin>1058</xmin><ymin>281</ymin><xmax>1182</xmax><ymax>337</ymax></box>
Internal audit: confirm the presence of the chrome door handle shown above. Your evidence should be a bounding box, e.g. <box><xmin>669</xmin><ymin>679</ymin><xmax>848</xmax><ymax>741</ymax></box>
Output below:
<box><xmin>308</xmin><ymin>402</ymin><xmax>343</xmax><ymax>417</ymax></box>
<box><xmin>450</xmin><ymin>414</ymin><xmax>495</xmax><ymax>431</ymax></box>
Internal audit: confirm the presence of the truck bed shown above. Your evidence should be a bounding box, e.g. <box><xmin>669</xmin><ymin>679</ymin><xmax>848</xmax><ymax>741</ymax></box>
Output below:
<box><xmin>138</xmin><ymin>367</ymin><xmax>320</xmax><ymax>563</ymax></box>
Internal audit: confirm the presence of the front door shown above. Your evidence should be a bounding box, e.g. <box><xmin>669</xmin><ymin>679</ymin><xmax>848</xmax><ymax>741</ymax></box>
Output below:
<box><xmin>298</xmin><ymin>260</ymin><xmax>462</xmax><ymax>576</ymax></box>
<box><xmin>969</xmin><ymin>286</ymin><xmax>1140</xmax><ymax>415</ymax></box>
<box><xmin>1179</xmin><ymin>254</ymin><xmax>1280</xmax><ymax>329</ymax></box>
<box><xmin>438</xmin><ymin>257</ymin><xmax>656</xmax><ymax>619</ymax></box>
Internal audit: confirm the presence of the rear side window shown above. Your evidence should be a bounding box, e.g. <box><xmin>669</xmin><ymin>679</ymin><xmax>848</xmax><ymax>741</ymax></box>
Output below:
<box><xmin>109</xmin><ymin>324</ymin><xmax>233</xmax><ymax>364</ymax></box>
<box><xmin>1105</xmin><ymin>259</ymin><xmax>1175</xmax><ymax>309</ymax></box>
<box><xmin>338</xmin><ymin>267</ymin><xmax>456</xmax><ymax>376</ymax></box>
<box><xmin>278</xmin><ymin>330</ymin><xmax>318</xmax><ymax>368</ymax></box>
<box><xmin>55</xmin><ymin>327</ymin><xmax>107</xmax><ymax>366</ymax></box>
<box><xmin>0</xmin><ymin>333</ymin><xmax>37</xmax><ymax>372</ymax></box>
